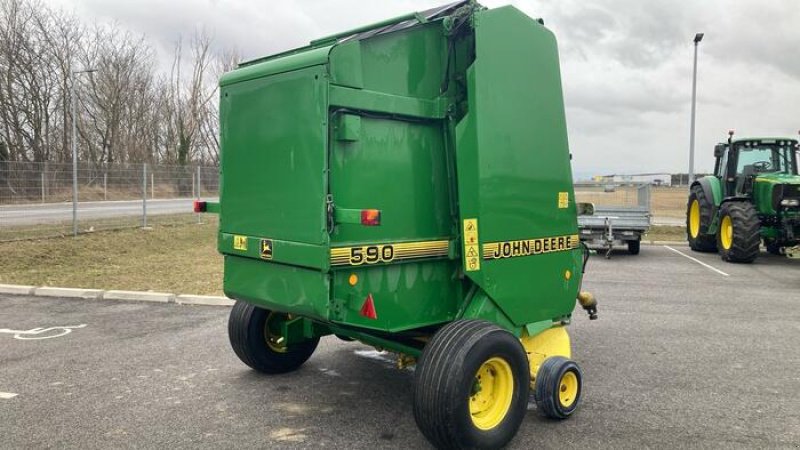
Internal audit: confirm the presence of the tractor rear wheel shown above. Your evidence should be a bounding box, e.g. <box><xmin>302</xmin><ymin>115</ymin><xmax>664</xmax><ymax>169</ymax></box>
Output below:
<box><xmin>413</xmin><ymin>320</ymin><xmax>529</xmax><ymax>450</ymax></box>
<box><xmin>717</xmin><ymin>202</ymin><xmax>760</xmax><ymax>263</ymax></box>
<box><xmin>228</xmin><ymin>301</ymin><xmax>319</xmax><ymax>374</ymax></box>
<box><xmin>686</xmin><ymin>185</ymin><xmax>717</xmax><ymax>252</ymax></box>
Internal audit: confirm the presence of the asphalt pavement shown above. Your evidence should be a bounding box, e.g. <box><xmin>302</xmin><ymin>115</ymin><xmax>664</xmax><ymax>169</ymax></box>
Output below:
<box><xmin>1</xmin><ymin>246</ymin><xmax>798</xmax><ymax>449</ymax></box>
<box><xmin>0</xmin><ymin>198</ymin><xmax>218</xmax><ymax>226</ymax></box>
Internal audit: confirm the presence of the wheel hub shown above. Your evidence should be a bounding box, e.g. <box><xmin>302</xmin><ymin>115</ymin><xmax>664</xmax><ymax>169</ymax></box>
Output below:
<box><xmin>469</xmin><ymin>357</ymin><xmax>514</xmax><ymax>430</ymax></box>
<box><xmin>689</xmin><ymin>199</ymin><xmax>701</xmax><ymax>238</ymax></box>
<box><xmin>558</xmin><ymin>371</ymin><xmax>578</xmax><ymax>407</ymax></box>
<box><xmin>720</xmin><ymin>215</ymin><xmax>733</xmax><ymax>250</ymax></box>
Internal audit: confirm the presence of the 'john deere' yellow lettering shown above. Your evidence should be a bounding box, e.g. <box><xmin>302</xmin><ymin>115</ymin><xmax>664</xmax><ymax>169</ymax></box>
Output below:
<box><xmin>483</xmin><ymin>234</ymin><xmax>579</xmax><ymax>260</ymax></box>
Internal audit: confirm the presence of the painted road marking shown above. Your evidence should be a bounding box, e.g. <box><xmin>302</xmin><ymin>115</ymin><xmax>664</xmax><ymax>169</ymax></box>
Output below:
<box><xmin>0</xmin><ymin>392</ymin><xmax>19</xmax><ymax>399</ymax></box>
<box><xmin>663</xmin><ymin>245</ymin><xmax>730</xmax><ymax>277</ymax></box>
<box><xmin>0</xmin><ymin>324</ymin><xmax>87</xmax><ymax>340</ymax></box>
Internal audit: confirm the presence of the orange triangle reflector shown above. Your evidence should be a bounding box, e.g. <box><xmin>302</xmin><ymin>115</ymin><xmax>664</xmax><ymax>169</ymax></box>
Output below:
<box><xmin>359</xmin><ymin>293</ymin><xmax>377</xmax><ymax>320</ymax></box>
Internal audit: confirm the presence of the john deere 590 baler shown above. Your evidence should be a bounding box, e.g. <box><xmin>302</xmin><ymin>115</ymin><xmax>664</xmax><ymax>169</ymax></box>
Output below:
<box><xmin>205</xmin><ymin>2</ymin><xmax>598</xmax><ymax>447</ymax></box>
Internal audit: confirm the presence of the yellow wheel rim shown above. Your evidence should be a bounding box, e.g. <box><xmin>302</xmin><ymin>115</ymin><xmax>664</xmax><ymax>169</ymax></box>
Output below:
<box><xmin>720</xmin><ymin>215</ymin><xmax>733</xmax><ymax>250</ymax></box>
<box><xmin>469</xmin><ymin>357</ymin><xmax>514</xmax><ymax>431</ymax></box>
<box><xmin>558</xmin><ymin>371</ymin><xmax>579</xmax><ymax>408</ymax></box>
<box><xmin>689</xmin><ymin>200</ymin><xmax>701</xmax><ymax>238</ymax></box>
<box><xmin>264</xmin><ymin>312</ymin><xmax>288</xmax><ymax>353</ymax></box>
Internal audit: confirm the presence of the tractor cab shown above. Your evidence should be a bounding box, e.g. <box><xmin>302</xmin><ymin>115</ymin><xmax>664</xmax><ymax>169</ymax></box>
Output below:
<box><xmin>714</xmin><ymin>134</ymin><xmax>799</xmax><ymax>197</ymax></box>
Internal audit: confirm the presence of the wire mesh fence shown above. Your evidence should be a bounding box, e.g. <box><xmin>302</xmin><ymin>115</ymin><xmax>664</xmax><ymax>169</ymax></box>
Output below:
<box><xmin>0</xmin><ymin>161</ymin><xmax>218</xmax><ymax>241</ymax></box>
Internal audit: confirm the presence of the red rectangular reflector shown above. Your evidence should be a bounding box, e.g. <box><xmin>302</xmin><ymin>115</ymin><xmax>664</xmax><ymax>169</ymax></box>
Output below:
<box><xmin>193</xmin><ymin>201</ymin><xmax>207</xmax><ymax>213</ymax></box>
<box><xmin>361</xmin><ymin>209</ymin><xmax>381</xmax><ymax>226</ymax></box>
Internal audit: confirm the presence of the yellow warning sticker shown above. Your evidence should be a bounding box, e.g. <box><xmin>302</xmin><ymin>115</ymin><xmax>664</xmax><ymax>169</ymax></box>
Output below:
<box><xmin>260</xmin><ymin>239</ymin><xmax>273</xmax><ymax>260</ymax></box>
<box><xmin>463</xmin><ymin>218</ymin><xmax>480</xmax><ymax>272</ymax></box>
<box><xmin>233</xmin><ymin>235</ymin><xmax>248</xmax><ymax>251</ymax></box>
<box><xmin>558</xmin><ymin>192</ymin><xmax>569</xmax><ymax>209</ymax></box>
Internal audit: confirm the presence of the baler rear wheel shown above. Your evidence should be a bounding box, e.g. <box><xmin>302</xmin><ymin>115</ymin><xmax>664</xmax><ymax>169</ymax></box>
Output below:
<box><xmin>228</xmin><ymin>301</ymin><xmax>319</xmax><ymax>374</ymax></box>
<box><xmin>534</xmin><ymin>356</ymin><xmax>583</xmax><ymax>419</ymax></box>
<box><xmin>717</xmin><ymin>202</ymin><xmax>760</xmax><ymax>263</ymax></box>
<box><xmin>413</xmin><ymin>320</ymin><xmax>529</xmax><ymax>450</ymax></box>
<box><xmin>627</xmin><ymin>239</ymin><xmax>640</xmax><ymax>255</ymax></box>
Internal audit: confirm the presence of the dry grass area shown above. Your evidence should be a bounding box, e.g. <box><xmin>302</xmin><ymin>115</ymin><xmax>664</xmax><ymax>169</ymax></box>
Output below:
<box><xmin>574</xmin><ymin>186</ymin><xmax>688</xmax><ymax>219</ymax></box>
<box><xmin>643</xmin><ymin>225</ymin><xmax>685</xmax><ymax>242</ymax></box>
<box><xmin>651</xmin><ymin>187</ymin><xmax>689</xmax><ymax>218</ymax></box>
<box><xmin>0</xmin><ymin>216</ymin><xmax>223</xmax><ymax>295</ymax></box>
<box><xmin>0</xmin><ymin>213</ymin><xmax>205</xmax><ymax>242</ymax></box>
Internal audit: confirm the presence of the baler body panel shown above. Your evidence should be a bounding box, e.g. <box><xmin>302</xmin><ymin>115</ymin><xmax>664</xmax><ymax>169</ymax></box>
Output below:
<box><xmin>219</xmin><ymin>65</ymin><xmax>329</xmax><ymax>245</ymax></box>
<box><xmin>454</xmin><ymin>7</ymin><xmax>581</xmax><ymax>326</ymax></box>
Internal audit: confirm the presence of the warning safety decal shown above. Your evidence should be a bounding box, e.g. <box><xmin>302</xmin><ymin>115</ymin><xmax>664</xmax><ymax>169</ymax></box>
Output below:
<box><xmin>330</xmin><ymin>240</ymin><xmax>449</xmax><ymax>266</ymax></box>
<box><xmin>483</xmin><ymin>234</ymin><xmax>579</xmax><ymax>260</ymax></box>
<box><xmin>463</xmin><ymin>218</ymin><xmax>480</xmax><ymax>272</ymax></box>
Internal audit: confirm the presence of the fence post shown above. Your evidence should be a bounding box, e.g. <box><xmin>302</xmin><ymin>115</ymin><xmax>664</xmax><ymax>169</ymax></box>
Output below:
<box><xmin>196</xmin><ymin>166</ymin><xmax>201</xmax><ymax>198</ymax></box>
<box><xmin>41</xmin><ymin>171</ymin><xmax>45</xmax><ymax>203</ymax></box>
<box><xmin>151</xmin><ymin>172</ymin><xmax>155</xmax><ymax>199</ymax></box>
<box><xmin>103</xmin><ymin>173</ymin><xmax>107</xmax><ymax>201</ymax></box>
<box><xmin>72</xmin><ymin>162</ymin><xmax>78</xmax><ymax>237</ymax></box>
<box><xmin>196</xmin><ymin>166</ymin><xmax>202</xmax><ymax>224</ymax></box>
<box><xmin>142</xmin><ymin>163</ymin><xmax>148</xmax><ymax>228</ymax></box>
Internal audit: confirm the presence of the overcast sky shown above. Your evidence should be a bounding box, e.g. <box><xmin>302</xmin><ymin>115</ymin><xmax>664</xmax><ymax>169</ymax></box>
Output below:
<box><xmin>46</xmin><ymin>0</ymin><xmax>800</xmax><ymax>178</ymax></box>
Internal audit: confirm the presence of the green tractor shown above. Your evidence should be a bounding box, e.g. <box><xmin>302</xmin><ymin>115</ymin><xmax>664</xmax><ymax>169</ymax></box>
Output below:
<box><xmin>687</xmin><ymin>131</ymin><xmax>800</xmax><ymax>262</ymax></box>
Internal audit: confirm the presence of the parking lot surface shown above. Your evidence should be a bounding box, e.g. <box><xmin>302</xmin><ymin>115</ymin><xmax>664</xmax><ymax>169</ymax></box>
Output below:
<box><xmin>1</xmin><ymin>245</ymin><xmax>798</xmax><ymax>449</ymax></box>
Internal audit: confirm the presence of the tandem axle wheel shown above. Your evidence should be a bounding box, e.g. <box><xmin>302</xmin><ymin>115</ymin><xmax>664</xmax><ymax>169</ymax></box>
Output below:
<box><xmin>414</xmin><ymin>321</ymin><xmax>584</xmax><ymax>449</ymax></box>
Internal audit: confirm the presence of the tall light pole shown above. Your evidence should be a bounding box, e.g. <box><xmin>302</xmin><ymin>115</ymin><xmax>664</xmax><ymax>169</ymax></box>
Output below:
<box><xmin>688</xmin><ymin>33</ymin><xmax>704</xmax><ymax>185</ymax></box>
<box><xmin>71</xmin><ymin>68</ymin><xmax>96</xmax><ymax>236</ymax></box>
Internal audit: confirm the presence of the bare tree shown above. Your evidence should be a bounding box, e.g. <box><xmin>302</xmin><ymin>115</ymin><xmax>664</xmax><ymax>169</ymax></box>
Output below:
<box><xmin>0</xmin><ymin>0</ymin><xmax>237</xmax><ymax>167</ymax></box>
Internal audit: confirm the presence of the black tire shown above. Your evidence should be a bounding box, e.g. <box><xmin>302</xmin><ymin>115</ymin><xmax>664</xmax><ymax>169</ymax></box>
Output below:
<box><xmin>627</xmin><ymin>239</ymin><xmax>640</xmax><ymax>255</ymax></box>
<box><xmin>413</xmin><ymin>320</ymin><xmax>530</xmax><ymax>450</ymax></box>
<box><xmin>765</xmin><ymin>240</ymin><xmax>783</xmax><ymax>255</ymax></box>
<box><xmin>228</xmin><ymin>301</ymin><xmax>319</xmax><ymax>374</ymax></box>
<box><xmin>717</xmin><ymin>201</ymin><xmax>760</xmax><ymax>263</ymax></box>
<box><xmin>686</xmin><ymin>185</ymin><xmax>717</xmax><ymax>252</ymax></box>
<box><xmin>534</xmin><ymin>356</ymin><xmax>583</xmax><ymax>419</ymax></box>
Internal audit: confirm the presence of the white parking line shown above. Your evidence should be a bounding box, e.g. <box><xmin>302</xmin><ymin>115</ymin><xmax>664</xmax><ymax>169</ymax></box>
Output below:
<box><xmin>0</xmin><ymin>392</ymin><xmax>19</xmax><ymax>399</ymax></box>
<box><xmin>663</xmin><ymin>245</ymin><xmax>730</xmax><ymax>277</ymax></box>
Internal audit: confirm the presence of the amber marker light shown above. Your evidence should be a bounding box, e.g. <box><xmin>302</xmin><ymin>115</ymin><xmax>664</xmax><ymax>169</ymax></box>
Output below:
<box><xmin>361</xmin><ymin>209</ymin><xmax>381</xmax><ymax>226</ymax></box>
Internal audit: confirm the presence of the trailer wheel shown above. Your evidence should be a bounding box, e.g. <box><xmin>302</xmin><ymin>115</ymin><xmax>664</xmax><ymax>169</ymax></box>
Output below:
<box><xmin>228</xmin><ymin>301</ymin><xmax>319</xmax><ymax>374</ymax></box>
<box><xmin>534</xmin><ymin>356</ymin><xmax>583</xmax><ymax>419</ymax></box>
<box><xmin>686</xmin><ymin>185</ymin><xmax>717</xmax><ymax>252</ymax></box>
<box><xmin>717</xmin><ymin>201</ymin><xmax>760</xmax><ymax>263</ymax></box>
<box><xmin>627</xmin><ymin>239</ymin><xmax>640</xmax><ymax>255</ymax></box>
<box><xmin>413</xmin><ymin>320</ymin><xmax>529</xmax><ymax>449</ymax></box>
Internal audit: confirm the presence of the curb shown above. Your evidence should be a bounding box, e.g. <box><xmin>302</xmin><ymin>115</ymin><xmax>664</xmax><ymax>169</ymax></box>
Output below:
<box><xmin>0</xmin><ymin>284</ymin><xmax>37</xmax><ymax>295</ymax></box>
<box><xmin>176</xmin><ymin>295</ymin><xmax>235</xmax><ymax>306</ymax></box>
<box><xmin>643</xmin><ymin>241</ymin><xmax>688</xmax><ymax>246</ymax></box>
<box><xmin>34</xmin><ymin>287</ymin><xmax>103</xmax><ymax>300</ymax></box>
<box><xmin>0</xmin><ymin>284</ymin><xmax>233</xmax><ymax>307</ymax></box>
<box><xmin>104</xmin><ymin>290</ymin><xmax>175</xmax><ymax>303</ymax></box>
